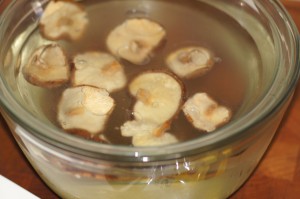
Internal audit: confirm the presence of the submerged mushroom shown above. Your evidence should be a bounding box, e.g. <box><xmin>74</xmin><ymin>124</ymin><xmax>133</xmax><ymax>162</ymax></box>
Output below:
<box><xmin>106</xmin><ymin>18</ymin><xmax>166</xmax><ymax>65</ymax></box>
<box><xmin>129</xmin><ymin>71</ymin><xmax>183</xmax><ymax>124</ymax></box>
<box><xmin>132</xmin><ymin>132</ymin><xmax>178</xmax><ymax>147</ymax></box>
<box><xmin>121</xmin><ymin>120</ymin><xmax>176</xmax><ymax>146</ymax></box>
<box><xmin>120</xmin><ymin>71</ymin><xmax>183</xmax><ymax>146</ymax></box>
<box><xmin>22</xmin><ymin>43</ymin><xmax>70</xmax><ymax>88</ymax></box>
<box><xmin>166</xmin><ymin>47</ymin><xmax>215</xmax><ymax>78</ymax></box>
<box><xmin>183</xmin><ymin>93</ymin><xmax>231</xmax><ymax>132</ymax></box>
<box><xmin>57</xmin><ymin>86</ymin><xmax>115</xmax><ymax>136</ymax></box>
<box><xmin>39</xmin><ymin>0</ymin><xmax>88</xmax><ymax>41</ymax></box>
<box><xmin>72</xmin><ymin>52</ymin><xmax>127</xmax><ymax>92</ymax></box>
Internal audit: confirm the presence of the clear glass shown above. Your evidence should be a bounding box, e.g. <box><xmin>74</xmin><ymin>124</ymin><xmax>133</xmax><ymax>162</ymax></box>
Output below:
<box><xmin>0</xmin><ymin>0</ymin><xmax>299</xmax><ymax>198</ymax></box>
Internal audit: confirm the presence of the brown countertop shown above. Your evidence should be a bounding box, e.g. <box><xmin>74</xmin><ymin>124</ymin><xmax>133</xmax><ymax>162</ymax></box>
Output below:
<box><xmin>1</xmin><ymin>1</ymin><xmax>300</xmax><ymax>199</ymax></box>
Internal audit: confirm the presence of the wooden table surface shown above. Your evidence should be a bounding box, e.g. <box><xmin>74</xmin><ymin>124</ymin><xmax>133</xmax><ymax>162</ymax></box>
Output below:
<box><xmin>1</xmin><ymin>1</ymin><xmax>300</xmax><ymax>199</ymax></box>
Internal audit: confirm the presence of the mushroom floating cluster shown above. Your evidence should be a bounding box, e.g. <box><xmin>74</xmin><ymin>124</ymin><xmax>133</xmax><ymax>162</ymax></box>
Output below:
<box><xmin>22</xmin><ymin>0</ymin><xmax>232</xmax><ymax>146</ymax></box>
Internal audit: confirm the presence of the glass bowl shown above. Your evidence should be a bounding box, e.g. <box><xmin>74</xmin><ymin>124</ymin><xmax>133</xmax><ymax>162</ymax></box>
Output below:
<box><xmin>0</xmin><ymin>0</ymin><xmax>299</xmax><ymax>198</ymax></box>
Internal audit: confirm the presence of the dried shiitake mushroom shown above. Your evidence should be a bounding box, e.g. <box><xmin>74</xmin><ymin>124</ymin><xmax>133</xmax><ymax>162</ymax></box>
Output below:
<box><xmin>106</xmin><ymin>18</ymin><xmax>166</xmax><ymax>65</ymax></box>
<box><xmin>129</xmin><ymin>71</ymin><xmax>183</xmax><ymax>124</ymax></box>
<box><xmin>22</xmin><ymin>43</ymin><xmax>70</xmax><ymax>88</ymax></box>
<box><xmin>183</xmin><ymin>93</ymin><xmax>232</xmax><ymax>132</ymax></box>
<box><xmin>58</xmin><ymin>86</ymin><xmax>115</xmax><ymax>136</ymax></box>
<box><xmin>132</xmin><ymin>131</ymin><xmax>178</xmax><ymax>147</ymax></box>
<box><xmin>121</xmin><ymin>120</ymin><xmax>177</xmax><ymax>146</ymax></box>
<box><xmin>166</xmin><ymin>47</ymin><xmax>215</xmax><ymax>78</ymax></box>
<box><xmin>72</xmin><ymin>52</ymin><xmax>127</xmax><ymax>92</ymax></box>
<box><xmin>120</xmin><ymin>71</ymin><xmax>183</xmax><ymax>146</ymax></box>
<box><xmin>39</xmin><ymin>0</ymin><xmax>88</xmax><ymax>41</ymax></box>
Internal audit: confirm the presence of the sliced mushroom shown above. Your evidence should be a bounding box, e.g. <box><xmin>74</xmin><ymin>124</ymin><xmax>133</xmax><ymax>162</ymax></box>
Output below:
<box><xmin>57</xmin><ymin>86</ymin><xmax>115</xmax><ymax>136</ymax></box>
<box><xmin>132</xmin><ymin>132</ymin><xmax>178</xmax><ymax>147</ymax></box>
<box><xmin>72</xmin><ymin>52</ymin><xmax>127</xmax><ymax>92</ymax></box>
<box><xmin>106</xmin><ymin>18</ymin><xmax>166</xmax><ymax>65</ymax></box>
<box><xmin>121</xmin><ymin>120</ymin><xmax>175</xmax><ymax>146</ymax></box>
<box><xmin>166</xmin><ymin>47</ymin><xmax>215</xmax><ymax>78</ymax></box>
<box><xmin>120</xmin><ymin>71</ymin><xmax>182</xmax><ymax>146</ymax></box>
<box><xmin>129</xmin><ymin>71</ymin><xmax>183</xmax><ymax>124</ymax></box>
<box><xmin>22</xmin><ymin>44</ymin><xmax>70</xmax><ymax>88</ymax></box>
<box><xmin>39</xmin><ymin>0</ymin><xmax>88</xmax><ymax>41</ymax></box>
<box><xmin>121</xmin><ymin>120</ymin><xmax>169</xmax><ymax>137</ymax></box>
<box><xmin>183</xmin><ymin>93</ymin><xmax>231</xmax><ymax>132</ymax></box>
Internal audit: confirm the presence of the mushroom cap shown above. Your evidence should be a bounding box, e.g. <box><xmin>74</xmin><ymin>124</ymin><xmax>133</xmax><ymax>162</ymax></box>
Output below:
<box><xmin>72</xmin><ymin>52</ymin><xmax>127</xmax><ymax>92</ymax></box>
<box><xmin>166</xmin><ymin>47</ymin><xmax>215</xmax><ymax>78</ymax></box>
<box><xmin>129</xmin><ymin>71</ymin><xmax>183</xmax><ymax>124</ymax></box>
<box><xmin>183</xmin><ymin>93</ymin><xmax>231</xmax><ymax>132</ymax></box>
<box><xmin>106</xmin><ymin>18</ymin><xmax>166</xmax><ymax>65</ymax></box>
<box><xmin>22</xmin><ymin>44</ymin><xmax>70</xmax><ymax>88</ymax></box>
<box><xmin>132</xmin><ymin>132</ymin><xmax>178</xmax><ymax>147</ymax></box>
<box><xmin>39</xmin><ymin>0</ymin><xmax>88</xmax><ymax>41</ymax></box>
<box><xmin>57</xmin><ymin>86</ymin><xmax>115</xmax><ymax>135</ymax></box>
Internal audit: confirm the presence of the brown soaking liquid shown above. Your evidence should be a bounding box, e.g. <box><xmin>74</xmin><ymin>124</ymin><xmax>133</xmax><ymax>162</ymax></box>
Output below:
<box><xmin>17</xmin><ymin>0</ymin><xmax>261</xmax><ymax>145</ymax></box>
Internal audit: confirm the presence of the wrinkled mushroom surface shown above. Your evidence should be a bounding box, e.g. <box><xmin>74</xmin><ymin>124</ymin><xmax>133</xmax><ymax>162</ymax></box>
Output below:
<box><xmin>183</xmin><ymin>93</ymin><xmax>231</xmax><ymax>132</ymax></box>
<box><xmin>57</xmin><ymin>86</ymin><xmax>115</xmax><ymax>135</ymax></box>
<box><xmin>72</xmin><ymin>51</ymin><xmax>127</xmax><ymax>92</ymax></box>
<box><xmin>39</xmin><ymin>0</ymin><xmax>88</xmax><ymax>41</ymax></box>
<box><xmin>22</xmin><ymin>43</ymin><xmax>70</xmax><ymax>88</ymax></box>
<box><xmin>166</xmin><ymin>47</ymin><xmax>215</xmax><ymax>78</ymax></box>
<box><xmin>106</xmin><ymin>18</ymin><xmax>166</xmax><ymax>65</ymax></box>
<box><xmin>132</xmin><ymin>132</ymin><xmax>178</xmax><ymax>147</ymax></box>
<box><xmin>129</xmin><ymin>71</ymin><xmax>183</xmax><ymax>124</ymax></box>
<box><xmin>120</xmin><ymin>71</ymin><xmax>183</xmax><ymax>146</ymax></box>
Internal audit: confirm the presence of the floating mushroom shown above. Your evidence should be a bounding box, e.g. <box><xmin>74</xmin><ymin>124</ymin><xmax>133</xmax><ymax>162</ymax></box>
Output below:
<box><xmin>121</xmin><ymin>120</ymin><xmax>176</xmax><ymax>146</ymax></box>
<box><xmin>72</xmin><ymin>52</ymin><xmax>127</xmax><ymax>92</ymax></box>
<box><xmin>129</xmin><ymin>71</ymin><xmax>183</xmax><ymax>124</ymax></box>
<box><xmin>22</xmin><ymin>43</ymin><xmax>70</xmax><ymax>88</ymax></box>
<box><xmin>183</xmin><ymin>93</ymin><xmax>231</xmax><ymax>132</ymax></box>
<box><xmin>106</xmin><ymin>18</ymin><xmax>166</xmax><ymax>65</ymax></box>
<box><xmin>39</xmin><ymin>0</ymin><xmax>88</xmax><ymax>41</ymax></box>
<box><xmin>166</xmin><ymin>47</ymin><xmax>215</xmax><ymax>78</ymax></box>
<box><xmin>57</xmin><ymin>86</ymin><xmax>115</xmax><ymax>136</ymax></box>
<box><xmin>120</xmin><ymin>71</ymin><xmax>183</xmax><ymax>146</ymax></box>
<box><xmin>121</xmin><ymin>120</ymin><xmax>170</xmax><ymax>137</ymax></box>
<box><xmin>132</xmin><ymin>131</ymin><xmax>178</xmax><ymax>147</ymax></box>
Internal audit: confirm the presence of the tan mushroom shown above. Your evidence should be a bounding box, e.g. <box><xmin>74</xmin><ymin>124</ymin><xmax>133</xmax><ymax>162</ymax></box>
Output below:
<box><xmin>129</xmin><ymin>71</ymin><xmax>183</xmax><ymax>124</ymax></box>
<box><xmin>106</xmin><ymin>18</ymin><xmax>166</xmax><ymax>65</ymax></box>
<box><xmin>120</xmin><ymin>71</ymin><xmax>182</xmax><ymax>146</ymax></box>
<box><xmin>72</xmin><ymin>52</ymin><xmax>127</xmax><ymax>92</ymax></box>
<box><xmin>121</xmin><ymin>120</ymin><xmax>170</xmax><ymax>137</ymax></box>
<box><xmin>132</xmin><ymin>132</ymin><xmax>178</xmax><ymax>147</ymax></box>
<box><xmin>183</xmin><ymin>93</ymin><xmax>231</xmax><ymax>132</ymax></box>
<box><xmin>57</xmin><ymin>86</ymin><xmax>115</xmax><ymax>135</ymax></box>
<box><xmin>22</xmin><ymin>43</ymin><xmax>70</xmax><ymax>88</ymax></box>
<box><xmin>166</xmin><ymin>47</ymin><xmax>215</xmax><ymax>78</ymax></box>
<box><xmin>121</xmin><ymin>120</ymin><xmax>177</xmax><ymax>146</ymax></box>
<box><xmin>39</xmin><ymin>0</ymin><xmax>88</xmax><ymax>41</ymax></box>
